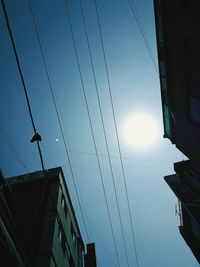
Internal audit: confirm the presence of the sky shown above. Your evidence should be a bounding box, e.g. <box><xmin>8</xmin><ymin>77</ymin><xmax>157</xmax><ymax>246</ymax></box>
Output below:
<box><xmin>0</xmin><ymin>0</ymin><xmax>199</xmax><ymax>266</ymax></box>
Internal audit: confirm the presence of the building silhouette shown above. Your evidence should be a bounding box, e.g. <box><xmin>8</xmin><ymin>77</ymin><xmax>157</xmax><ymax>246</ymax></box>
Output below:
<box><xmin>154</xmin><ymin>0</ymin><xmax>200</xmax><ymax>263</ymax></box>
<box><xmin>154</xmin><ymin>0</ymin><xmax>200</xmax><ymax>163</ymax></box>
<box><xmin>85</xmin><ymin>243</ymin><xmax>97</xmax><ymax>267</ymax></box>
<box><xmin>0</xmin><ymin>167</ymin><xmax>96</xmax><ymax>267</ymax></box>
<box><xmin>165</xmin><ymin>161</ymin><xmax>200</xmax><ymax>263</ymax></box>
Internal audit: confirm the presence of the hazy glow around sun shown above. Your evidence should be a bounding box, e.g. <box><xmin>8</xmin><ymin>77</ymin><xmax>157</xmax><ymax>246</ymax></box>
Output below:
<box><xmin>123</xmin><ymin>113</ymin><xmax>158</xmax><ymax>148</ymax></box>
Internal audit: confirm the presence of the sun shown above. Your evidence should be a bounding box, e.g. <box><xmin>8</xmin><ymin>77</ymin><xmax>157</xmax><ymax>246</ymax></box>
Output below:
<box><xmin>123</xmin><ymin>113</ymin><xmax>158</xmax><ymax>148</ymax></box>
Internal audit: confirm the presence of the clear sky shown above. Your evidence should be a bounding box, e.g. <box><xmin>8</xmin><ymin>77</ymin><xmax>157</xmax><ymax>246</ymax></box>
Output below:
<box><xmin>0</xmin><ymin>0</ymin><xmax>199</xmax><ymax>266</ymax></box>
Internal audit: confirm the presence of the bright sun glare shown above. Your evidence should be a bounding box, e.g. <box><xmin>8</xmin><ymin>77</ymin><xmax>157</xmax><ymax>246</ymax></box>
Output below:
<box><xmin>123</xmin><ymin>113</ymin><xmax>158</xmax><ymax>148</ymax></box>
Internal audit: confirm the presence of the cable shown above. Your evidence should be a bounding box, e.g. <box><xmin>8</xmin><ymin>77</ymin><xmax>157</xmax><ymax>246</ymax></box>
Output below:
<box><xmin>1</xmin><ymin>3</ymin><xmax>88</xmax><ymax>264</ymax></box>
<box><xmin>0</xmin><ymin>119</ymin><xmax>30</xmax><ymax>173</ymax></box>
<box><xmin>1</xmin><ymin>137</ymin><xmax>175</xmax><ymax>164</ymax></box>
<box><xmin>128</xmin><ymin>1</ymin><xmax>179</xmax><ymax>145</ymax></box>
<box><xmin>1</xmin><ymin>3</ymin><xmax>85</xmax><ymax>260</ymax></box>
<box><xmin>93</xmin><ymin>1</ymin><xmax>140</xmax><ymax>266</ymax></box>
<box><xmin>73</xmin><ymin>161</ymin><xmax>117</xmax><ymax>267</ymax></box>
<box><xmin>0</xmin><ymin>35</ymin><xmax>35</xmax><ymax>122</ymax></box>
<box><xmin>127</xmin><ymin>1</ymin><xmax>179</xmax><ymax>143</ymax></box>
<box><xmin>1</xmin><ymin>0</ymin><xmax>51</xmax><ymax>248</ymax></box>
<box><xmin>63</xmin><ymin>0</ymin><xmax>120</xmax><ymax>266</ymax></box>
<box><xmin>85</xmin><ymin>213</ymin><xmax>117</xmax><ymax>267</ymax></box>
<box><xmin>41</xmin><ymin>143</ymin><xmax>58</xmax><ymax>166</ymax></box>
<box><xmin>27</xmin><ymin>0</ymin><xmax>90</xmax><ymax>243</ymax></box>
<box><xmin>1</xmin><ymin>0</ymin><xmax>45</xmax><ymax>171</ymax></box>
<box><xmin>0</xmin><ymin>41</ymin><xmax>24</xmax><ymax>98</ymax></box>
<box><xmin>128</xmin><ymin>0</ymin><xmax>159</xmax><ymax>76</ymax></box>
<box><xmin>79</xmin><ymin>1</ymin><xmax>132</xmax><ymax>267</ymax></box>
<box><xmin>50</xmin><ymin>148</ymin><xmax>174</xmax><ymax>163</ymax></box>
<box><xmin>4</xmin><ymin>137</ymin><xmax>175</xmax><ymax>164</ymax></box>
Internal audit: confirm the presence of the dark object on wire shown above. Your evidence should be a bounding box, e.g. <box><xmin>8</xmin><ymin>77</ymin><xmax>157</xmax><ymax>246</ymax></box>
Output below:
<box><xmin>31</xmin><ymin>133</ymin><xmax>42</xmax><ymax>143</ymax></box>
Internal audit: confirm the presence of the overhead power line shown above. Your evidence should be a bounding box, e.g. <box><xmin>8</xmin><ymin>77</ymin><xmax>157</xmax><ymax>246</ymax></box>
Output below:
<box><xmin>128</xmin><ymin>0</ymin><xmax>159</xmax><ymax>76</ymax></box>
<box><xmin>79</xmin><ymin>1</ymin><xmax>131</xmax><ymax>267</ymax></box>
<box><xmin>1</xmin><ymin>0</ymin><xmax>45</xmax><ymax>171</ymax></box>
<box><xmin>1</xmin><ymin>0</ymin><xmax>50</xmax><ymax>248</ymax></box>
<box><xmin>63</xmin><ymin>0</ymin><xmax>120</xmax><ymax>266</ymax></box>
<box><xmin>1</xmin><ymin>0</ymin><xmax>88</xmax><ymax>250</ymax></box>
<box><xmin>27</xmin><ymin>0</ymin><xmax>90</xmax><ymax>243</ymax></box>
<box><xmin>74</xmin><ymin>169</ymin><xmax>117</xmax><ymax>267</ymax></box>
<box><xmin>0</xmin><ymin>119</ymin><xmax>30</xmax><ymax>173</ymax></box>
<box><xmin>93</xmin><ymin>1</ymin><xmax>140</xmax><ymax>266</ymax></box>
<box><xmin>85</xmin><ymin>212</ymin><xmax>117</xmax><ymax>267</ymax></box>
<box><xmin>2</xmin><ymin>139</ymin><xmax>175</xmax><ymax>164</ymax></box>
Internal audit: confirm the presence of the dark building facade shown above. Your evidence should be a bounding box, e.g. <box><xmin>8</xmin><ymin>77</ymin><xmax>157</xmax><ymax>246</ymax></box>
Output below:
<box><xmin>154</xmin><ymin>0</ymin><xmax>200</xmax><ymax>165</ymax></box>
<box><xmin>165</xmin><ymin>160</ymin><xmax>200</xmax><ymax>263</ymax></box>
<box><xmin>154</xmin><ymin>0</ymin><xmax>200</xmax><ymax>263</ymax></box>
<box><xmin>0</xmin><ymin>167</ymin><xmax>96</xmax><ymax>267</ymax></box>
<box><xmin>85</xmin><ymin>243</ymin><xmax>97</xmax><ymax>267</ymax></box>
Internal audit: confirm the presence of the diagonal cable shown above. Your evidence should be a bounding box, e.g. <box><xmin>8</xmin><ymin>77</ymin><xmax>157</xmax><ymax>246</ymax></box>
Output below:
<box><xmin>1</xmin><ymin>0</ymin><xmax>50</xmax><ymax>249</ymax></box>
<box><xmin>128</xmin><ymin>0</ymin><xmax>159</xmax><ymax>76</ymax></box>
<box><xmin>0</xmin><ymin>119</ymin><xmax>30</xmax><ymax>173</ymax></box>
<box><xmin>27</xmin><ymin>0</ymin><xmax>90</xmax><ymax>243</ymax></box>
<box><xmin>94</xmin><ymin>1</ymin><xmax>140</xmax><ymax>266</ymax></box>
<box><xmin>1</xmin><ymin>1</ymin><xmax>88</xmax><ymax>256</ymax></box>
<box><xmin>79</xmin><ymin>1</ymin><xmax>131</xmax><ymax>267</ymax></box>
<box><xmin>63</xmin><ymin>0</ymin><xmax>120</xmax><ymax>266</ymax></box>
<box><xmin>1</xmin><ymin>0</ymin><xmax>45</xmax><ymax>171</ymax></box>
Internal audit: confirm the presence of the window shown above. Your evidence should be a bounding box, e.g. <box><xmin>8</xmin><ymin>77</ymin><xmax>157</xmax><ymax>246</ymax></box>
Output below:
<box><xmin>72</xmin><ymin>232</ymin><xmax>76</xmax><ymax>242</ymax></box>
<box><xmin>158</xmin><ymin>44</ymin><xmax>165</xmax><ymax>61</ymax></box>
<box><xmin>163</xmin><ymin>105</ymin><xmax>172</xmax><ymax>137</ymax></box>
<box><xmin>161</xmin><ymin>77</ymin><xmax>168</xmax><ymax>104</ymax></box>
<box><xmin>161</xmin><ymin>77</ymin><xmax>167</xmax><ymax>91</ymax></box>
<box><xmin>61</xmin><ymin>194</ymin><xmax>68</xmax><ymax>218</ymax></box>
<box><xmin>71</xmin><ymin>223</ymin><xmax>76</xmax><ymax>243</ymax></box>
<box><xmin>156</xmin><ymin>7</ymin><xmax>164</xmax><ymax>44</ymax></box>
<box><xmin>160</xmin><ymin>61</ymin><xmax>166</xmax><ymax>76</ymax></box>
<box><xmin>58</xmin><ymin>227</ymin><xmax>66</xmax><ymax>254</ymax></box>
<box><xmin>58</xmin><ymin>229</ymin><xmax>62</xmax><ymax>243</ymax></box>
<box><xmin>61</xmin><ymin>194</ymin><xmax>65</xmax><ymax>208</ymax></box>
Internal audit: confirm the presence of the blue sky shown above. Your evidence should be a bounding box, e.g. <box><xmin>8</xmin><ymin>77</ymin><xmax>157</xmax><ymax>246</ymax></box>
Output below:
<box><xmin>0</xmin><ymin>0</ymin><xmax>199</xmax><ymax>266</ymax></box>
